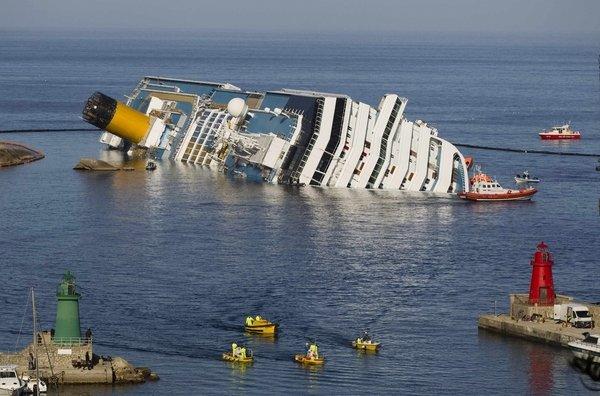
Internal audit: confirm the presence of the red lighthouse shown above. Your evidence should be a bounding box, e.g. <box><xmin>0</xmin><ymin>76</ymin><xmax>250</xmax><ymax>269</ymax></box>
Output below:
<box><xmin>528</xmin><ymin>242</ymin><xmax>556</xmax><ymax>305</ymax></box>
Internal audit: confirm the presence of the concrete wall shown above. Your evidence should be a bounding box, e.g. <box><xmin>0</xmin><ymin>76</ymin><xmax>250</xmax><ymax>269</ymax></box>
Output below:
<box><xmin>478</xmin><ymin>314</ymin><xmax>584</xmax><ymax>347</ymax></box>
<box><xmin>0</xmin><ymin>352</ymin><xmax>27</xmax><ymax>367</ymax></box>
<box><xmin>509</xmin><ymin>293</ymin><xmax>573</xmax><ymax>320</ymax></box>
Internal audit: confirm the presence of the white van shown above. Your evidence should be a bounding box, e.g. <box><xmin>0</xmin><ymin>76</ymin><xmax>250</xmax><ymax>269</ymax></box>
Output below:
<box><xmin>554</xmin><ymin>303</ymin><xmax>595</xmax><ymax>328</ymax></box>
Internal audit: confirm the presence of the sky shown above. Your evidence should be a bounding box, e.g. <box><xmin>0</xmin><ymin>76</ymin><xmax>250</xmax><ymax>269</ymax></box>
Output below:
<box><xmin>1</xmin><ymin>0</ymin><xmax>600</xmax><ymax>34</ymax></box>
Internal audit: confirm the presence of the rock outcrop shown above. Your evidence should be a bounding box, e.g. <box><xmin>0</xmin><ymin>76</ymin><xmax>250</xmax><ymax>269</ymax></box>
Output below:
<box><xmin>73</xmin><ymin>158</ymin><xmax>134</xmax><ymax>171</ymax></box>
<box><xmin>0</xmin><ymin>141</ymin><xmax>44</xmax><ymax>167</ymax></box>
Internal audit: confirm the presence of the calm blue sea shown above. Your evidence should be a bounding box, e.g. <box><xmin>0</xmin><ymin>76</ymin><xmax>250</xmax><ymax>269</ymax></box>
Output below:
<box><xmin>0</xmin><ymin>30</ymin><xmax>599</xmax><ymax>395</ymax></box>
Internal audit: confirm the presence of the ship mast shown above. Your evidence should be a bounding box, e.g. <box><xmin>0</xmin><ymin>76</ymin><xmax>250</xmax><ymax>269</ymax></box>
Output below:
<box><xmin>31</xmin><ymin>287</ymin><xmax>40</xmax><ymax>396</ymax></box>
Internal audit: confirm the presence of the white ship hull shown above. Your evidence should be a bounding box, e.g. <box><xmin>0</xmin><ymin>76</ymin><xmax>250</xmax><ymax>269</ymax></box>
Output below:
<box><xmin>87</xmin><ymin>76</ymin><xmax>470</xmax><ymax>194</ymax></box>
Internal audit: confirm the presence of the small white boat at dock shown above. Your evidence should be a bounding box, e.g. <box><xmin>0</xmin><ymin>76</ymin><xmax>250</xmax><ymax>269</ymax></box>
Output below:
<box><xmin>568</xmin><ymin>333</ymin><xmax>600</xmax><ymax>364</ymax></box>
<box><xmin>0</xmin><ymin>365</ymin><xmax>26</xmax><ymax>396</ymax></box>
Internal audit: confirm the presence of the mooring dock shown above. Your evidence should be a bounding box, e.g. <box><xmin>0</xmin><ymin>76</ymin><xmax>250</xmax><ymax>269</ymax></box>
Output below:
<box><xmin>478</xmin><ymin>293</ymin><xmax>600</xmax><ymax>347</ymax></box>
<box><xmin>478</xmin><ymin>313</ymin><xmax>591</xmax><ymax>347</ymax></box>
<box><xmin>477</xmin><ymin>242</ymin><xmax>599</xmax><ymax>349</ymax></box>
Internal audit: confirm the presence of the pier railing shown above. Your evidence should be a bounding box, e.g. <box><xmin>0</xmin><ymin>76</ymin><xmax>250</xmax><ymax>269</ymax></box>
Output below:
<box><xmin>47</xmin><ymin>337</ymin><xmax>92</xmax><ymax>347</ymax></box>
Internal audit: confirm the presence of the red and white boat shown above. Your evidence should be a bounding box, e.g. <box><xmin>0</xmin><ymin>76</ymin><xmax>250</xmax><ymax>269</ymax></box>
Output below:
<box><xmin>459</xmin><ymin>168</ymin><xmax>537</xmax><ymax>202</ymax></box>
<box><xmin>539</xmin><ymin>124</ymin><xmax>581</xmax><ymax>140</ymax></box>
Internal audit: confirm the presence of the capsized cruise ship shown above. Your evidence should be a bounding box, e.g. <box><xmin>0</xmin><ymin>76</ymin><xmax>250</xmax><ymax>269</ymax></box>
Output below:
<box><xmin>83</xmin><ymin>76</ymin><xmax>469</xmax><ymax>193</ymax></box>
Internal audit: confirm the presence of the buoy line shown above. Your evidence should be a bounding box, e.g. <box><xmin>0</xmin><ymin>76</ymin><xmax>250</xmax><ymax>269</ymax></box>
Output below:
<box><xmin>0</xmin><ymin>128</ymin><xmax>99</xmax><ymax>133</ymax></box>
<box><xmin>455</xmin><ymin>143</ymin><xmax>599</xmax><ymax>158</ymax></box>
<box><xmin>1</xmin><ymin>129</ymin><xmax>598</xmax><ymax>157</ymax></box>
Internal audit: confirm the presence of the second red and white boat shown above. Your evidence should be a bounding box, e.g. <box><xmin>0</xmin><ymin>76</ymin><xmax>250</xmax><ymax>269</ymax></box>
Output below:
<box><xmin>539</xmin><ymin>124</ymin><xmax>581</xmax><ymax>140</ymax></box>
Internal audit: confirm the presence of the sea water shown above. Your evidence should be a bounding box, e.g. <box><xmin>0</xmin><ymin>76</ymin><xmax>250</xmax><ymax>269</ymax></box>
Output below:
<box><xmin>0</xmin><ymin>30</ymin><xmax>599</xmax><ymax>394</ymax></box>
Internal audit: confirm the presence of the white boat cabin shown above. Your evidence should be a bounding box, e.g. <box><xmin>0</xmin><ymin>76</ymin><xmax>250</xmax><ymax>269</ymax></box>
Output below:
<box><xmin>0</xmin><ymin>365</ymin><xmax>22</xmax><ymax>392</ymax></box>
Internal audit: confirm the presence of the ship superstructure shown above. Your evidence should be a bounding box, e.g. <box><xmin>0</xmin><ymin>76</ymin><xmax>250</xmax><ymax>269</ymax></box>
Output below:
<box><xmin>83</xmin><ymin>76</ymin><xmax>469</xmax><ymax>193</ymax></box>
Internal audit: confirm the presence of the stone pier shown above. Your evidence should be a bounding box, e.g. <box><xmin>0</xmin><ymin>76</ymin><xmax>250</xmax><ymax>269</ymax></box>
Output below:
<box><xmin>0</xmin><ymin>331</ymin><xmax>155</xmax><ymax>385</ymax></box>
<box><xmin>478</xmin><ymin>294</ymin><xmax>599</xmax><ymax>347</ymax></box>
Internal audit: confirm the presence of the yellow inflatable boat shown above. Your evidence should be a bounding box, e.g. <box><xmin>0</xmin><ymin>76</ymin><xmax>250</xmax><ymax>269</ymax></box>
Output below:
<box><xmin>222</xmin><ymin>352</ymin><xmax>254</xmax><ymax>364</ymax></box>
<box><xmin>294</xmin><ymin>354</ymin><xmax>325</xmax><ymax>366</ymax></box>
<box><xmin>244</xmin><ymin>317</ymin><xmax>278</xmax><ymax>335</ymax></box>
<box><xmin>352</xmin><ymin>339</ymin><xmax>381</xmax><ymax>351</ymax></box>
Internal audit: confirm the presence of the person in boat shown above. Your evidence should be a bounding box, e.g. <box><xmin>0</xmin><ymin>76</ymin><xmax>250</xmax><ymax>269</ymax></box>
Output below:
<box><xmin>240</xmin><ymin>346</ymin><xmax>247</xmax><ymax>359</ymax></box>
<box><xmin>231</xmin><ymin>342</ymin><xmax>238</xmax><ymax>356</ymax></box>
<box><xmin>307</xmin><ymin>342</ymin><xmax>319</xmax><ymax>359</ymax></box>
<box><xmin>361</xmin><ymin>331</ymin><xmax>371</xmax><ymax>343</ymax></box>
<box><xmin>245</xmin><ymin>316</ymin><xmax>254</xmax><ymax>326</ymax></box>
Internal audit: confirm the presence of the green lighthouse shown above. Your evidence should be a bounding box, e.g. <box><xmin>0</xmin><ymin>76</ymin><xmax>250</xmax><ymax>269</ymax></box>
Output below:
<box><xmin>54</xmin><ymin>271</ymin><xmax>81</xmax><ymax>343</ymax></box>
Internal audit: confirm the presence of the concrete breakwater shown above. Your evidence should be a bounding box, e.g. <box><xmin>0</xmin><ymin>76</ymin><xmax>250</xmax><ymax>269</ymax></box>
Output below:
<box><xmin>0</xmin><ymin>272</ymin><xmax>158</xmax><ymax>387</ymax></box>
<box><xmin>478</xmin><ymin>294</ymin><xmax>600</xmax><ymax>347</ymax></box>
<box><xmin>478</xmin><ymin>294</ymin><xmax>600</xmax><ymax>381</ymax></box>
<box><xmin>478</xmin><ymin>244</ymin><xmax>598</xmax><ymax>347</ymax></box>
<box><xmin>0</xmin><ymin>331</ymin><xmax>156</xmax><ymax>385</ymax></box>
<box><xmin>478</xmin><ymin>243</ymin><xmax>600</xmax><ymax>383</ymax></box>
<box><xmin>0</xmin><ymin>141</ymin><xmax>44</xmax><ymax>167</ymax></box>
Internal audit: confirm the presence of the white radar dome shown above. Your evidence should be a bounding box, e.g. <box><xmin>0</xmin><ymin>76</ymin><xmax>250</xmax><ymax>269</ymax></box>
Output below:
<box><xmin>227</xmin><ymin>98</ymin><xmax>248</xmax><ymax>118</ymax></box>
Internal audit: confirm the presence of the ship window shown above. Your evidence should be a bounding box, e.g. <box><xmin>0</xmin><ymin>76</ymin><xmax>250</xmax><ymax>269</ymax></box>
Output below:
<box><xmin>0</xmin><ymin>372</ymin><xmax>16</xmax><ymax>378</ymax></box>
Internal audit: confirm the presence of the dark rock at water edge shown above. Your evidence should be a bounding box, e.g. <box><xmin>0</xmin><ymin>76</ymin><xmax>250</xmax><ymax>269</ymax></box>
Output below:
<box><xmin>0</xmin><ymin>141</ymin><xmax>44</xmax><ymax>167</ymax></box>
<box><xmin>73</xmin><ymin>158</ymin><xmax>134</xmax><ymax>171</ymax></box>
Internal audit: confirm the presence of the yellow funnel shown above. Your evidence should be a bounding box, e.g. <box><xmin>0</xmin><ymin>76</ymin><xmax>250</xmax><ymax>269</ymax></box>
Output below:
<box><xmin>83</xmin><ymin>92</ymin><xmax>150</xmax><ymax>144</ymax></box>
